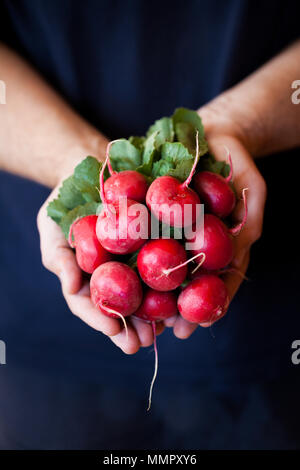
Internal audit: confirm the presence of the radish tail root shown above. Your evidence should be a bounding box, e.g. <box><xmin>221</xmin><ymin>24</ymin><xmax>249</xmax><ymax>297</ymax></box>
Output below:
<box><xmin>147</xmin><ymin>321</ymin><xmax>158</xmax><ymax>411</ymax></box>
<box><xmin>163</xmin><ymin>252</ymin><xmax>206</xmax><ymax>276</ymax></box>
<box><xmin>180</xmin><ymin>131</ymin><xmax>199</xmax><ymax>189</ymax></box>
<box><xmin>224</xmin><ymin>147</ymin><xmax>233</xmax><ymax>183</ymax></box>
<box><xmin>191</xmin><ymin>253</ymin><xmax>206</xmax><ymax>274</ymax></box>
<box><xmin>99</xmin><ymin>302</ymin><xmax>129</xmax><ymax>341</ymax></box>
<box><xmin>229</xmin><ymin>188</ymin><xmax>248</xmax><ymax>236</ymax></box>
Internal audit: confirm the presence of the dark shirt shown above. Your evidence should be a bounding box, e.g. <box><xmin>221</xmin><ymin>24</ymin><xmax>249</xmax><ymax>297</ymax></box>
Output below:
<box><xmin>0</xmin><ymin>0</ymin><xmax>299</xmax><ymax>388</ymax></box>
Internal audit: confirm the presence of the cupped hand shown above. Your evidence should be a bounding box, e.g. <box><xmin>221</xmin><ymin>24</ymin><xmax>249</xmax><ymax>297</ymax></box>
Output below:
<box><xmin>167</xmin><ymin>107</ymin><xmax>267</xmax><ymax>339</ymax></box>
<box><xmin>37</xmin><ymin>185</ymin><xmax>164</xmax><ymax>355</ymax></box>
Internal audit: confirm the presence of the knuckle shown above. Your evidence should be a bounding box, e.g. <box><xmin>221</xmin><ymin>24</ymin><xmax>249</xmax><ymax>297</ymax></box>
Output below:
<box><xmin>250</xmin><ymin>224</ymin><xmax>262</xmax><ymax>243</ymax></box>
<box><xmin>41</xmin><ymin>252</ymin><xmax>52</xmax><ymax>271</ymax></box>
<box><xmin>253</xmin><ymin>171</ymin><xmax>267</xmax><ymax>200</ymax></box>
<box><xmin>36</xmin><ymin>209</ymin><xmax>43</xmax><ymax>232</ymax></box>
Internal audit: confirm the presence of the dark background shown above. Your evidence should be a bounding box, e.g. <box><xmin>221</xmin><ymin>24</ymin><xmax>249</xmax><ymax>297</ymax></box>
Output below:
<box><xmin>0</xmin><ymin>0</ymin><xmax>299</xmax><ymax>449</ymax></box>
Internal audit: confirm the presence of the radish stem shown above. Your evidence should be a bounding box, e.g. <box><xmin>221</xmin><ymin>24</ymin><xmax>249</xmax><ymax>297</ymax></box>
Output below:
<box><xmin>163</xmin><ymin>252</ymin><xmax>206</xmax><ymax>276</ymax></box>
<box><xmin>224</xmin><ymin>147</ymin><xmax>233</xmax><ymax>183</ymax></box>
<box><xmin>180</xmin><ymin>131</ymin><xmax>199</xmax><ymax>189</ymax></box>
<box><xmin>229</xmin><ymin>188</ymin><xmax>248</xmax><ymax>235</ymax></box>
<box><xmin>99</xmin><ymin>139</ymin><xmax>121</xmax><ymax>209</ymax></box>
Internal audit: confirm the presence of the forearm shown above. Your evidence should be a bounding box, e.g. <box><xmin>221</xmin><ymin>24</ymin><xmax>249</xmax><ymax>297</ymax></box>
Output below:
<box><xmin>0</xmin><ymin>43</ymin><xmax>107</xmax><ymax>187</ymax></box>
<box><xmin>200</xmin><ymin>39</ymin><xmax>300</xmax><ymax>157</ymax></box>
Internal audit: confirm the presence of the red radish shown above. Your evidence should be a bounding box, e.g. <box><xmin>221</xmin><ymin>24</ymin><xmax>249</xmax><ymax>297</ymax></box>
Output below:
<box><xmin>190</xmin><ymin>214</ymin><xmax>234</xmax><ymax>271</ymax></box>
<box><xmin>137</xmin><ymin>239</ymin><xmax>206</xmax><ymax>291</ymax></box>
<box><xmin>146</xmin><ymin>132</ymin><xmax>201</xmax><ymax>227</ymax></box>
<box><xmin>178</xmin><ymin>274</ymin><xmax>229</xmax><ymax>324</ymax></box>
<box><xmin>193</xmin><ymin>151</ymin><xmax>235</xmax><ymax>218</ymax></box>
<box><xmin>97</xmin><ymin>141</ymin><xmax>149</xmax><ymax>254</ymax></box>
<box><xmin>190</xmin><ymin>189</ymin><xmax>248</xmax><ymax>271</ymax></box>
<box><xmin>134</xmin><ymin>288</ymin><xmax>178</xmax><ymax>410</ymax></box>
<box><xmin>68</xmin><ymin>215</ymin><xmax>112</xmax><ymax>273</ymax></box>
<box><xmin>134</xmin><ymin>288</ymin><xmax>178</xmax><ymax>322</ymax></box>
<box><xmin>96</xmin><ymin>198</ymin><xmax>150</xmax><ymax>254</ymax></box>
<box><xmin>90</xmin><ymin>261</ymin><xmax>143</xmax><ymax>336</ymax></box>
<box><xmin>104</xmin><ymin>170</ymin><xmax>148</xmax><ymax>204</ymax></box>
<box><xmin>137</xmin><ymin>239</ymin><xmax>188</xmax><ymax>291</ymax></box>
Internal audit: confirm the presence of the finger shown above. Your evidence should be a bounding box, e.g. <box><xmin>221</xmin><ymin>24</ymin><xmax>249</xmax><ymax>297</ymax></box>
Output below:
<box><xmin>155</xmin><ymin>322</ymin><xmax>165</xmax><ymax>336</ymax></box>
<box><xmin>173</xmin><ymin>316</ymin><xmax>198</xmax><ymax>339</ymax></box>
<box><xmin>197</xmin><ymin>251</ymin><xmax>249</xmax><ymax>329</ymax></box>
<box><xmin>131</xmin><ymin>317</ymin><xmax>165</xmax><ymax>347</ymax></box>
<box><xmin>131</xmin><ymin>317</ymin><xmax>156</xmax><ymax>348</ymax></box>
<box><xmin>209</xmin><ymin>136</ymin><xmax>266</xmax><ymax>264</ymax></box>
<box><xmin>164</xmin><ymin>314</ymin><xmax>178</xmax><ymax>327</ymax></box>
<box><xmin>63</xmin><ymin>282</ymin><xmax>122</xmax><ymax>337</ymax></box>
<box><xmin>57</xmin><ymin>246</ymin><xmax>82</xmax><ymax>294</ymax></box>
<box><xmin>221</xmin><ymin>250</ymin><xmax>250</xmax><ymax>302</ymax></box>
<box><xmin>110</xmin><ymin>324</ymin><xmax>141</xmax><ymax>355</ymax></box>
<box><xmin>38</xmin><ymin>200</ymin><xmax>82</xmax><ymax>295</ymax></box>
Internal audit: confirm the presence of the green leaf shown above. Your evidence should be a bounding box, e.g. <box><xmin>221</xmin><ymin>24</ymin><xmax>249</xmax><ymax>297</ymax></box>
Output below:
<box><xmin>59</xmin><ymin>201</ymin><xmax>101</xmax><ymax>239</ymax></box>
<box><xmin>136</xmin><ymin>131</ymin><xmax>158</xmax><ymax>176</ymax></box>
<box><xmin>129</xmin><ymin>136</ymin><xmax>145</xmax><ymax>150</ymax></box>
<box><xmin>151</xmin><ymin>142</ymin><xmax>194</xmax><ymax>181</ymax></box>
<box><xmin>152</xmin><ymin>159</ymin><xmax>173</xmax><ymax>179</ymax></box>
<box><xmin>127</xmin><ymin>250</ymin><xmax>139</xmax><ymax>269</ymax></box>
<box><xmin>175</xmin><ymin>122</ymin><xmax>208</xmax><ymax>156</ymax></box>
<box><xmin>180</xmin><ymin>279</ymin><xmax>189</xmax><ymax>289</ymax></box>
<box><xmin>172</xmin><ymin>107</ymin><xmax>205</xmax><ymax>138</ymax></box>
<box><xmin>168</xmin><ymin>158</ymin><xmax>194</xmax><ymax>182</ymax></box>
<box><xmin>198</xmin><ymin>153</ymin><xmax>230</xmax><ymax>177</ymax></box>
<box><xmin>161</xmin><ymin>142</ymin><xmax>193</xmax><ymax>164</ymax></box>
<box><xmin>109</xmin><ymin>139</ymin><xmax>142</xmax><ymax>171</ymax></box>
<box><xmin>58</xmin><ymin>175</ymin><xmax>86</xmax><ymax>210</ymax></box>
<box><xmin>47</xmin><ymin>199</ymin><xmax>68</xmax><ymax>224</ymax></box>
<box><xmin>146</xmin><ymin>117</ymin><xmax>174</xmax><ymax>147</ymax></box>
<box><xmin>73</xmin><ymin>156</ymin><xmax>101</xmax><ymax>203</ymax></box>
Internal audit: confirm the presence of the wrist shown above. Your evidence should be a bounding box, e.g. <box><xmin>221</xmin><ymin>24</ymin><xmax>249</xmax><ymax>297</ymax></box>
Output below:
<box><xmin>198</xmin><ymin>90</ymin><xmax>268</xmax><ymax>157</ymax></box>
<box><xmin>56</xmin><ymin>130</ymin><xmax>108</xmax><ymax>184</ymax></box>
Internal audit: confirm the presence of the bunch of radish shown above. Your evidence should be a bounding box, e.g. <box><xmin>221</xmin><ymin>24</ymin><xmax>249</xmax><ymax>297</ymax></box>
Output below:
<box><xmin>67</xmin><ymin>133</ymin><xmax>247</xmax><ymax>409</ymax></box>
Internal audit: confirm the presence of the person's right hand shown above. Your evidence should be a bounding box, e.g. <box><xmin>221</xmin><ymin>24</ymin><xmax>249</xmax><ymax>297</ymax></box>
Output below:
<box><xmin>37</xmin><ymin>184</ymin><xmax>164</xmax><ymax>355</ymax></box>
<box><xmin>164</xmin><ymin>102</ymin><xmax>267</xmax><ymax>339</ymax></box>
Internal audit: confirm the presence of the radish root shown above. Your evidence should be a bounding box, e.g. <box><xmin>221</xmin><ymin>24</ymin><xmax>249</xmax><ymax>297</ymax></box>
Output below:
<box><xmin>147</xmin><ymin>321</ymin><xmax>158</xmax><ymax>411</ymax></box>
<box><xmin>229</xmin><ymin>188</ymin><xmax>248</xmax><ymax>236</ymax></box>
<box><xmin>99</xmin><ymin>302</ymin><xmax>129</xmax><ymax>342</ymax></box>
<box><xmin>163</xmin><ymin>252</ymin><xmax>206</xmax><ymax>276</ymax></box>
